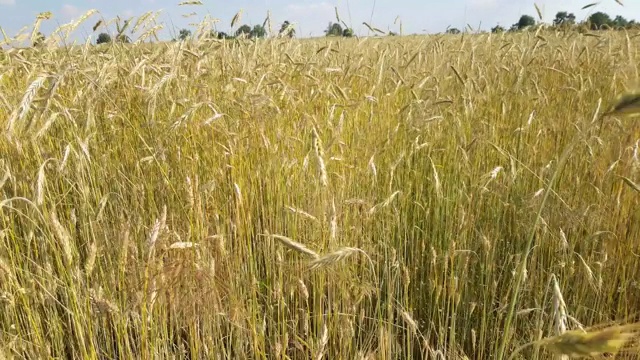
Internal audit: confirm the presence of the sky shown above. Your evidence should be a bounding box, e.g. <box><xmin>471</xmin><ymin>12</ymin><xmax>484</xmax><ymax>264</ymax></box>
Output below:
<box><xmin>0</xmin><ymin>0</ymin><xmax>638</xmax><ymax>43</ymax></box>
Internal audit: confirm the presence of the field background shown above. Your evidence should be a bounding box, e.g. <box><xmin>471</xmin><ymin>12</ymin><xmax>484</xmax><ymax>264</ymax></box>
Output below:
<box><xmin>0</xmin><ymin>15</ymin><xmax>640</xmax><ymax>359</ymax></box>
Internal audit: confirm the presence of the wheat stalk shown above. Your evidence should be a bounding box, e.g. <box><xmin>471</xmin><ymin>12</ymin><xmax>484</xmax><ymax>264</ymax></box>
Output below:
<box><xmin>312</xmin><ymin>126</ymin><xmax>329</xmax><ymax>188</ymax></box>
<box><xmin>50</xmin><ymin>210</ymin><xmax>75</xmax><ymax>266</ymax></box>
<box><xmin>147</xmin><ymin>205</ymin><xmax>167</xmax><ymax>254</ymax></box>
<box><xmin>308</xmin><ymin>247</ymin><xmax>365</xmax><ymax>271</ymax></box>
<box><xmin>314</xmin><ymin>317</ymin><xmax>329</xmax><ymax>360</ymax></box>
<box><xmin>286</xmin><ymin>206</ymin><xmax>320</xmax><ymax>222</ymax></box>
<box><xmin>6</xmin><ymin>74</ymin><xmax>49</xmax><ymax>136</ymax></box>
<box><xmin>265</xmin><ymin>234</ymin><xmax>320</xmax><ymax>259</ymax></box>
<box><xmin>84</xmin><ymin>241</ymin><xmax>98</xmax><ymax>278</ymax></box>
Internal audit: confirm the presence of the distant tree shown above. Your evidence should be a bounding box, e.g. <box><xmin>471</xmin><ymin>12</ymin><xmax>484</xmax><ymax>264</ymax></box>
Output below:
<box><xmin>96</xmin><ymin>32</ymin><xmax>112</xmax><ymax>44</ymax></box>
<box><xmin>210</xmin><ymin>31</ymin><xmax>232</xmax><ymax>39</ymax></box>
<box><xmin>515</xmin><ymin>15</ymin><xmax>536</xmax><ymax>30</ymax></box>
<box><xmin>553</xmin><ymin>11</ymin><xmax>576</xmax><ymax>27</ymax></box>
<box><xmin>588</xmin><ymin>11</ymin><xmax>613</xmax><ymax>30</ymax></box>
<box><xmin>235</xmin><ymin>24</ymin><xmax>252</xmax><ymax>38</ymax></box>
<box><xmin>325</xmin><ymin>22</ymin><xmax>343</xmax><ymax>36</ymax></box>
<box><xmin>178</xmin><ymin>28</ymin><xmax>191</xmax><ymax>41</ymax></box>
<box><xmin>446</xmin><ymin>27</ymin><xmax>461</xmax><ymax>34</ymax></box>
<box><xmin>218</xmin><ymin>31</ymin><xmax>228</xmax><ymax>39</ymax></box>
<box><xmin>116</xmin><ymin>34</ymin><xmax>131</xmax><ymax>43</ymax></box>
<box><xmin>278</xmin><ymin>20</ymin><xmax>295</xmax><ymax>38</ymax></box>
<box><xmin>32</xmin><ymin>32</ymin><xmax>45</xmax><ymax>47</ymax></box>
<box><xmin>491</xmin><ymin>25</ymin><xmax>504</xmax><ymax>33</ymax></box>
<box><xmin>491</xmin><ymin>25</ymin><xmax>505</xmax><ymax>33</ymax></box>
<box><xmin>342</xmin><ymin>28</ymin><xmax>354</xmax><ymax>37</ymax></box>
<box><xmin>250</xmin><ymin>24</ymin><xmax>267</xmax><ymax>38</ymax></box>
<box><xmin>612</xmin><ymin>15</ymin><xmax>629</xmax><ymax>29</ymax></box>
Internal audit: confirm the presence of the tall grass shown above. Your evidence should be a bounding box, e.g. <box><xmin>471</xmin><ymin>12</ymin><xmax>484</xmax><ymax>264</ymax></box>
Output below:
<box><xmin>0</xmin><ymin>13</ymin><xmax>639</xmax><ymax>359</ymax></box>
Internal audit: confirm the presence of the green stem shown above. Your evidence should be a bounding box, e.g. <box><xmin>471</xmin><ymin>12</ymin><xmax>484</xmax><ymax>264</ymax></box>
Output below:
<box><xmin>497</xmin><ymin>141</ymin><xmax>576</xmax><ymax>360</ymax></box>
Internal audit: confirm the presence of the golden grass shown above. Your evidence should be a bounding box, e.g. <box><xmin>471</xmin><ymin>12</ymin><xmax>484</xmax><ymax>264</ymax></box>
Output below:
<box><xmin>539</xmin><ymin>323</ymin><xmax>640</xmax><ymax>358</ymax></box>
<box><xmin>0</xmin><ymin>12</ymin><xmax>639</xmax><ymax>359</ymax></box>
<box><xmin>509</xmin><ymin>322</ymin><xmax>640</xmax><ymax>359</ymax></box>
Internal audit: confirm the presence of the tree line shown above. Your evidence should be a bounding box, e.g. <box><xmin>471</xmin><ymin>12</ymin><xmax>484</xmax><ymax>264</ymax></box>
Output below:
<box><xmin>93</xmin><ymin>19</ymin><xmax>356</xmax><ymax>45</ymax></box>
<box><xmin>90</xmin><ymin>20</ymin><xmax>295</xmax><ymax>45</ymax></box>
<box><xmin>482</xmin><ymin>10</ymin><xmax>639</xmax><ymax>34</ymax></box>
<box><xmin>175</xmin><ymin>20</ymin><xmax>354</xmax><ymax>41</ymax></box>
<box><xmin>26</xmin><ymin>8</ymin><xmax>640</xmax><ymax>47</ymax></box>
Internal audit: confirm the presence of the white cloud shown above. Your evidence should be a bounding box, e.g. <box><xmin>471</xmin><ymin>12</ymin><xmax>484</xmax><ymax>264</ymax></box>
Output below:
<box><xmin>123</xmin><ymin>9</ymin><xmax>134</xmax><ymax>18</ymax></box>
<box><xmin>0</xmin><ymin>0</ymin><xmax>15</xmax><ymax>5</ymax></box>
<box><xmin>61</xmin><ymin>4</ymin><xmax>81</xmax><ymax>19</ymax></box>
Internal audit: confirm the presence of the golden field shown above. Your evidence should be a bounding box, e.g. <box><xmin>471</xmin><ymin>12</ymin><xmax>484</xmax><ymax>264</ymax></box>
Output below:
<box><xmin>1</xmin><ymin>14</ymin><xmax>640</xmax><ymax>359</ymax></box>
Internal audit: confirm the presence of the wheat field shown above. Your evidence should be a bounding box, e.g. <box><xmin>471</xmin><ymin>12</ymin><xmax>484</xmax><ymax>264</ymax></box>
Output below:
<box><xmin>0</xmin><ymin>12</ymin><xmax>640</xmax><ymax>360</ymax></box>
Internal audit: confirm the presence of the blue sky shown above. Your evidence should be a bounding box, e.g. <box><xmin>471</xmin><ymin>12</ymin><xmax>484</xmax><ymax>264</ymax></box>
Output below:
<box><xmin>0</xmin><ymin>0</ymin><xmax>638</xmax><ymax>42</ymax></box>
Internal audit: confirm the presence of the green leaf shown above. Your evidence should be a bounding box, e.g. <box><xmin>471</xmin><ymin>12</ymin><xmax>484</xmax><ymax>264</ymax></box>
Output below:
<box><xmin>582</xmin><ymin>2</ymin><xmax>600</xmax><ymax>10</ymax></box>
<box><xmin>230</xmin><ymin>9</ymin><xmax>243</xmax><ymax>28</ymax></box>
<box><xmin>604</xmin><ymin>90</ymin><xmax>640</xmax><ymax>116</ymax></box>
<box><xmin>92</xmin><ymin>20</ymin><xmax>102</xmax><ymax>32</ymax></box>
<box><xmin>36</xmin><ymin>11</ymin><xmax>53</xmax><ymax>20</ymax></box>
<box><xmin>362</xmin><ymin>22</ymin><xmax>385</xmax><ymax>34</ymax></box>
<box><xmin>534</xmin><ymin>3</ymin><xmax>543</xmax><ymax>21</ymax></box>
<box><xmin>621</xmin><ymin>176</ymin><xmax>640</xmax><ymax>193</ymax></box>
